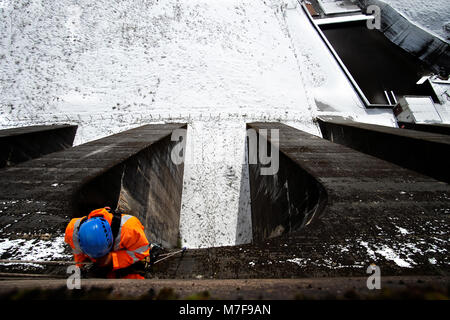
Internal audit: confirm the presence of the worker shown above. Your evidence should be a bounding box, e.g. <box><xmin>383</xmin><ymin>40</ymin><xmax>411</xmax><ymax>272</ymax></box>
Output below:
<box><xmin>64</xmin><ymin>207</ymin><xmax>158</xmax><ymax>279</ymax></box>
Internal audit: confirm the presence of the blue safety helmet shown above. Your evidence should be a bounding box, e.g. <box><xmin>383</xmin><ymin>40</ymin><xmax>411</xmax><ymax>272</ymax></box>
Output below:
<box><xmin>78</xmin><ymin>217</ymin><xmax>113</xmax><ymax>259</ymax></box>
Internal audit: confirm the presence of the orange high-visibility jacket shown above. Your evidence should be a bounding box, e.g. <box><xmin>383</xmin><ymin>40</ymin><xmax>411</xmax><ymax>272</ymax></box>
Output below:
<box><xmin>64</xmin><ymin>208</ymin><xmax>150</xmax><ymax>271</ymax></box>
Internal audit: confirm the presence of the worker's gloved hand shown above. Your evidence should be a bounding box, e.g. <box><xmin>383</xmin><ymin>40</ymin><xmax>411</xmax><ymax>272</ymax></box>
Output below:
<box><xmin>95</xmin><ymin>252</ymin><xmax>112</xmax><ymax>268</ymax></box>
<box><xmin>149</xmin><ymin>243</ymin><xmax>164</xmax><ymax>263</ymax></box>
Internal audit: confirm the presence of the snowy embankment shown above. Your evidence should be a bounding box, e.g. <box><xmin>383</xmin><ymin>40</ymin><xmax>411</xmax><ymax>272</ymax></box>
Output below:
<box><xmin>0</xmin><ymin>0</ymin><xmax>397</xmax><ymax>252</ymax></box>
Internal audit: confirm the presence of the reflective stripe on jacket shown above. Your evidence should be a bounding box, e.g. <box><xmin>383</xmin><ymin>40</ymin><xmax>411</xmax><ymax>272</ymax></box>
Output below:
<box><xmin>64</xmin><ymin>208</ymin><xmax>150</xmax><ymax>271</ymax></box>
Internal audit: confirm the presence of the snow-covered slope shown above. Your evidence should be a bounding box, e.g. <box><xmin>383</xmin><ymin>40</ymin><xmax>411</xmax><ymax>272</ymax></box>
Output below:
<box><xmin>0</xmin><ymin>0</ymin><xmax>314</xmax><ymax>135</ymax></box>
<box><xmin>0</xmin><ymin>0</ymin><xmax>396</xmax><ymax>249</ymax></box>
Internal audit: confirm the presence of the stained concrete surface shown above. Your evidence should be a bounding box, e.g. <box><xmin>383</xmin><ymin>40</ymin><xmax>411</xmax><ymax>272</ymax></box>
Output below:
<box><xmin>0</xmin><ymin>124</ymin><xmax>186</xmax><ymax>248</ymax></box>
<box><xmin>147</xmin><ymin>122</ymin><xmax>449</xmax><ymax>280</ymax></box>
<box><xmin>116</xmin><ymin>134</ymin><xmax>185</xmax><ymax>248</ymax></box>
<box><xmin>0</xmin><ymin>125</ymin><xmax>77</xmax><ymax>168</ymax></box>
<box><xmin>248</xmin><ymin>126</ymin><xmax>327</xmax><ymax>242</ymax></box>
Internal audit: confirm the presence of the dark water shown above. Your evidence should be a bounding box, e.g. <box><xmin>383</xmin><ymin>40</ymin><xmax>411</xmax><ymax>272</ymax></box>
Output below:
<box><xmin>321</xmin><ymin>22</ymin><xmax>433</xmax><ymax>105</ymax></box>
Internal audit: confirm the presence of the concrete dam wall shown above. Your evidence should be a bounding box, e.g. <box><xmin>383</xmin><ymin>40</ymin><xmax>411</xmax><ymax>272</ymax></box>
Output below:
<box><xmin>0</xmin><ymin>125</ymin><xmax>77</xmax><ymax>168</ymax></box>
<box><xmin>1</xmin><ymin>122</ymin><xmax>449</xmax><ymax>279</ymax></box>
<box><xmin>75</xmin><ymin>133</ymin><xmax>185</xmax><ymax>248</ymax></box>
<box><xmin>150</xmin><ymin>123</ymin><xmax>449</xmax><ymax>279</ymax></box>
<box><xmin>247</xmin><ymin>123</ymin><xmax>327</xmax><ymax>243</ymax></box>
<box><xmin>0</xmin><ymin>124</ymin><xmax>185</xmax><ymax>249</ymax></box>
<box><xmin>397</xmin><ymin>122</ymin><xmax>450</xmax><ymax>136</ymax></box>
<box><xmin>318</xmin><ymin>117</ymin><xmax>450</xmax><ymax>183</ymax></box>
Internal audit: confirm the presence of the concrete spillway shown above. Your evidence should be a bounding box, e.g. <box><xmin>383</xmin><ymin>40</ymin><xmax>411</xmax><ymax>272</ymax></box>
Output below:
<box><xmin>178</xmin><ymin>120</ymin><xmax>252</xmax><ymax>249</ymax></box>
<box><xmin>0</xmin><ymin>125</ymin><xmax>77</xmax><ymax>168</ymax></box>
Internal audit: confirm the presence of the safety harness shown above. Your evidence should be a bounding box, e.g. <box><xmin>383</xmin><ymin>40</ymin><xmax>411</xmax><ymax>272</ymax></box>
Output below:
<box><xmin>109</xmin><ymin>209</ymin><xmax>122</xmax><ymax>249</ymax></box>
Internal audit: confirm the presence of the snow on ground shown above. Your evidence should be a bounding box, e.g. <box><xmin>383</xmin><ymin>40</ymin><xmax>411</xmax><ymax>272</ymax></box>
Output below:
<box><xmin>382</xmin><ymin>0</ymin><xmax>450</xmax><ymax>41</ymax></box>
<box><xmin>430</xmin><ymin>77</ymin><xmax>450</xmax><ymax>123</ymax></box>
<box><xmin>358</xmin><ymin>225</ymin><xmax>448</xmax><ymax>269</ymax></box>
<box><xmin>317</xmin><ymin>0</ymin><xmax>361</xmax><ymax>15</ymax></box>
<box><xmin>283</xmin><ymin>234</ymin><xmax>448</xmax><ymax>270</ymax></box>
<box><xmin>0</xmin><ymin>234</ymin><xmax>71</xmax><ymax>267</ymax></box>
<box><xmin>179</xmin><ymin>119</ymin><xmax>253</xmax><ymax>248</ymax></box>
<box><xmin>282</xmin><ymin>213</ymin><xmax>449</xmax><ymax>270</ymax></box>
<box><xmin>0</xmin><ymin>0</ymin><xmax>398</xmax><ymax>249</ymax></box>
